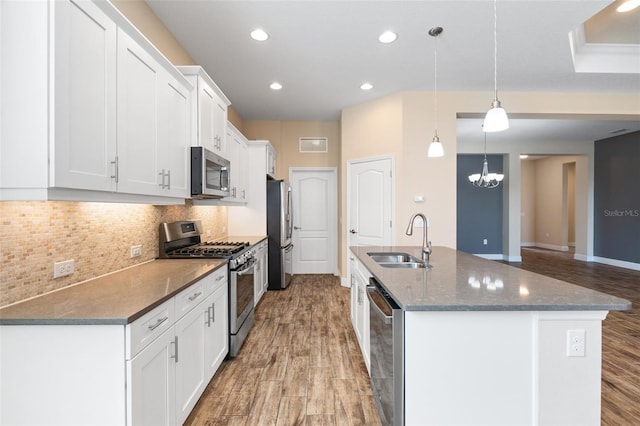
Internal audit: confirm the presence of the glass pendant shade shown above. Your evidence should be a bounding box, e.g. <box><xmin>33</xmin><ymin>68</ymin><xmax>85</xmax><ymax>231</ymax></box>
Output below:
<box><xmin>483</xmin><ymin>98</ymin><xmax>509</xmax><ymax>132</ymax></box>
<box><xmin>428</xmin><ymin>134</ymin><xmax>444</xmax><ymax>157</ymax></box>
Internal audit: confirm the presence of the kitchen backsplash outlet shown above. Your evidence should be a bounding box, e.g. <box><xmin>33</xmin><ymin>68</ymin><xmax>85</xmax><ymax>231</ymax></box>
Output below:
<box><xmin>0</xmin><ymin>200</ymin><xmax>227</xmax><ymax>307</ymax></box>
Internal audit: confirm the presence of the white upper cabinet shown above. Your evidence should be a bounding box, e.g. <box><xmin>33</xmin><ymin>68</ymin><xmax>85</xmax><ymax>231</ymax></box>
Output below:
<box><xmin>223</xmin><ymin>122</ymin><xmax>249</xmax><ymax>204</ymax></box>
<box><xmin>178</xmin><ymin>66</ymin><xmax>231</xmax><ymax>158</ymax></box>
<box><xmin>117</xmin><ymin>31</ymin><xmax>190</xmax><ymax>198</ymax></box>
<box><xmin>0</xmin><ymin>0</ymin><xmax>192</xmax><ymax>203</ymax></box>
<box><xmin>266</xmin><ymin>143</ymin><xmax>277</xmax><ymax>179</ymax></box>
<box><xmin>52</xmin><ymin>0</ymin><xmax>117</xmax><ymax>192</ymax></box>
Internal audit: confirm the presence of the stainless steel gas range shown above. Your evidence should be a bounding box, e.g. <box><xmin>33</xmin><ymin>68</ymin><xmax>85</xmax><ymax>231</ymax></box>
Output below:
<box><xmin>159</xmin><ymin>220</ymin><xmax>256</xmax><ymax>357</ymax></box>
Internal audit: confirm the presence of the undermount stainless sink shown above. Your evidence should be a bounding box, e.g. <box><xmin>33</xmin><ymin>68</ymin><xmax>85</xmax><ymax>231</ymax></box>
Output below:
<box><xmin>367</xmin><ymin>252</ymin><xmax>431</xmax><ymax>269</ymax></box>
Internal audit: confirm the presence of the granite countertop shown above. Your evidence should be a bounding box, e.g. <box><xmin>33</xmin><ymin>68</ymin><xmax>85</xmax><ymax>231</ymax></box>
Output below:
<box><xmin>0</xmin><ymin>259</ymin><xmax>226</xmax><ymax>325</ymax></box>
<box><xmin>351</xmin><ymin>246</ymin><xmax>631</xmax><ymax>312</ymax></box>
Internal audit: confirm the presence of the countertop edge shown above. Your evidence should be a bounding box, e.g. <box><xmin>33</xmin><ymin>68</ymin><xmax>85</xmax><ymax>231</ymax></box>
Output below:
<box><xmin>0</xmin><ymin>260</ymin><xmax>228</xmax><ymax>326</ymax></box>
<box><xmin>351</xmin><ymin>246</ymin><xmax>632</xmax><ymax>312</ymax></box>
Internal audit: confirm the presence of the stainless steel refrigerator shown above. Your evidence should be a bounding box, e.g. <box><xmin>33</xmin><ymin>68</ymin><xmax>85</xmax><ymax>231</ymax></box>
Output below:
<box><xmin>267</xmin><ymin>179</ymin><xmax>293</xmax><ymax>289</ymax></box>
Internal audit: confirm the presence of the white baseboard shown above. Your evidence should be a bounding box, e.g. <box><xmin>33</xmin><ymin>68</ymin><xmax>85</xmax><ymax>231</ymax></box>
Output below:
<box><xmin>340</xmin><ymin>276</ymin><xmax>350</xmax><ymax>288</ymax></box>
<box><xmin>473</xmin><ymin>253</ymin><xmax>505</xmax><ymax>261</ymax></box>
<box><xmin>592</xmin><ymin>256</ymin><xmax>640</xmax><ymax>271</ymax></box>
<box><xmin>533</xmin><ymin>243</ymin><xmax>570</xmax><ymax>252</ymax></box>
<box><xmin>520</xmin><ymin>242</ymin><xmax>536</xmax><ymax>247</ymax></box>
<box><xmin>573</xmin><ymin>253</ymin><xmax>593</xmax><ymax>262</ymax></box>
<box><xmin>505</xmin><ymin>255</ymin><xmax>522</xmax><ymax>262</ymax></box>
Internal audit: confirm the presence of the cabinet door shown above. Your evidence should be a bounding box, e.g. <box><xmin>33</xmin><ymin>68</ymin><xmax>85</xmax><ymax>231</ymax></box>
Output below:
<box><xmin>266</xmin><ymin>145</ymin><xmax>277</xmax><ymax>178</ymax></box>
<box><xmin>197</xmin><ymin>78</ymin><xmax>217</xmax><ymax>153</ymax></box>
<box><xmin>128</xmin><ymin>327</ymin><xmax>176</xmax><ymax>426</ymax></box>
<box><xmin>224</xmin><ymin>128</ymin><xmax>240</xmax><ymax>201</ymax></box>
<box><xmin>157</xmin><ymin>71</ymin><xmax>190</xmax><ymax>197</ymax></box>
<box><xmin>204</xmin><ymin>283</ymin><xmax>229</xmax><ymax>380</ymax></box>
<box><xmin>238</xmin><ymin>137</ymin><xmax>249</xmax><ymax>202</ymax></box>
<box><xmin>212</xmin><ymin>92</ymin><xmax>228</xmax><ymax>157</ymax></box>
<box><xmin>174</xmin><ymin>301</ymin><xmax>206</xmax><ymax>425</ymax></box>
<box><xmin>116</xmin><ymin>30</ymin><xmax>161</xmax><ymax>196</ymax></box>
<box><xmin>52</xmin><ymin>0</ymin><xmax>116</xmax><ymax>191</ymax></box>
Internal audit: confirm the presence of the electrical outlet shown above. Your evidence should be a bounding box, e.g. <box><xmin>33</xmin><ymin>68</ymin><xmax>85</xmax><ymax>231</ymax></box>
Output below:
<box><xmin>130</xmin><ymin>245</ymin><xmax>142</xmax><ymax>258</ymax></box>
<box><xmin>54</xmin><ymin>260</ymin><xmax>75</xmax><ymax>278</ymax></box>
<box><xmin>567</xmin><ymin>329</ymin><xmax>586</xmax><ymax>357</ymax></box>
<box><xmin>483</xmin><ymin>239</ymin><xmax>488</xmax><ymax>245</ymax></box>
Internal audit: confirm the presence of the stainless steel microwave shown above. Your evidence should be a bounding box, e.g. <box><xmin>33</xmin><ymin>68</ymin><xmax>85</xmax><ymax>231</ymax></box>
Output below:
<box><xmin>191</xmin><ymin>147</ymin><xmax>230</xmax><ymax>199</ymax></box>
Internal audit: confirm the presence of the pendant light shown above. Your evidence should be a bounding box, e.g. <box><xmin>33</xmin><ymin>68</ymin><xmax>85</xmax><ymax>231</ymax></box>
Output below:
<box><xmin>468</xmin><ymin>130</ymin><xmax>504</xmax><ymax>188</ymax></box>
<box><xmin>483</xmin><ymin>0</ymin><xmax>509</xmax><ymax>132</ymax></box>
<box><xmin>427</xmin><ymin>27</ymin><xmax>445</xmax><ymax>158</ymax></box>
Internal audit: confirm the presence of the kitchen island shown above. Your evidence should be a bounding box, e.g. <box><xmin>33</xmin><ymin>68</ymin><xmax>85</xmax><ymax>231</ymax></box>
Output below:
<box><xmin>350</xmin><ymin>245</ymin><xmax>630</xmax><ymax>426</ymax></box>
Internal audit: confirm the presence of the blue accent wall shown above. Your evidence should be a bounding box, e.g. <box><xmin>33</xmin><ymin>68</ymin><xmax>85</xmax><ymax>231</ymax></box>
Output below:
<box><xmin>457</xmin><ymin>154</ymin><xmax>503</xmax><ymax>255</ymax></box>
<box><xmin>594</xmin><ymin>131</ymin><xmax>640</xmax><ymax>263</ymax></box>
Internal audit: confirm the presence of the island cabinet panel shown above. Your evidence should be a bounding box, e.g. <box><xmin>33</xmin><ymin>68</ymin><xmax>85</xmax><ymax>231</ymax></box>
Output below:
<box><xmin>0</xmin><ymin>325</ymin><xmax>126</xmax><ymax>426</ymax></box>
<box><xmin>404</xmin><ymin>310</ymin><xmax>607</xmax><ymax>426</ymax></box>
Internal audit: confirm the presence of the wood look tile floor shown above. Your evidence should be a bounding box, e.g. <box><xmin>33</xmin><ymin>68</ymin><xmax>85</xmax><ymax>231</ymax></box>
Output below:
<box><xmin>187</xmin><ymin>249</ymin><xmax>639</xmax><ymax>426</ymax></box>
<box><xmin>185</xmin><ymin>274</ymin><xmax>381</xmax><ymax>426</ymax></box>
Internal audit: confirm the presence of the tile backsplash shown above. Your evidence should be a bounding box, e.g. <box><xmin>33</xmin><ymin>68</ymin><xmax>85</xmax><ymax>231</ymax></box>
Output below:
<box><xmin>0</xmin><ymin>201</ymin><xmax>227</xmax><ymax>307</ymax></box>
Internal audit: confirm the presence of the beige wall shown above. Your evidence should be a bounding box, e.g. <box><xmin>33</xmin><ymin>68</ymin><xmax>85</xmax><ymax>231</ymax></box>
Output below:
<box><xmin>534</xmin><ymin>156</ymin><xmax>578</xmax><ymax>248</ymax></box>
<box><xmin>521</xmin><ymin>157</ymin><xmax>577</xmax><ymax>249</ymax></box>
<box><xmin>344</xmin><ymin>91</ymin><xmax>639</xmax><ymax>276</ymax></box>
<box><xmin>521</xmin><ymin>160</ymin><xmax>536</xmax><ymax>244</ymax></box>
<box><xmin>111</xmin><ymin>0</ymin><xmax>195</xmax><ymax>66</ymax></box>
<box><xmin>243</xmin><ymin>120</ymin><xmax>341</xmax><ymax>180</ymax></box>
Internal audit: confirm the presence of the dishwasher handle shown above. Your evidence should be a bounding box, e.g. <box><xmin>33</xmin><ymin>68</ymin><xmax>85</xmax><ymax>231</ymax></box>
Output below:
<box><xmin>367</xmin><ymin>283</ymin><xmax>394</xmax><ymax>325</ymax></box>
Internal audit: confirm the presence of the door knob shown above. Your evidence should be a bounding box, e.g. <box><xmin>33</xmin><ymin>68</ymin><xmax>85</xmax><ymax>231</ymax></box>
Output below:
<box><xmin>350</xmin><ymin>229</ymin><xmax>357</xmax><ymax>234</ymax></box>
<box><xmin>294</xmin><ymin>226</ymin><xmax>301</xmax><ymax>230</ymax></box>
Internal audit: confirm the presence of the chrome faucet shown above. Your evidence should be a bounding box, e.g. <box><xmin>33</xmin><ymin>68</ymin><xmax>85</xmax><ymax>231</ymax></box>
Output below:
<box><xmin>405</xmin><ymin>213</ymin><xmax>432</xmax><ymax>262</ymax></box>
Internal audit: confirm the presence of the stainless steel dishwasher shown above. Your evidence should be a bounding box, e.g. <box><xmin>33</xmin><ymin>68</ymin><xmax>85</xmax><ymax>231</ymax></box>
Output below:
<box><xmin>367</xmin><ymin>277</ymin><xmax>403</xmax><ymax>426</ymax></box>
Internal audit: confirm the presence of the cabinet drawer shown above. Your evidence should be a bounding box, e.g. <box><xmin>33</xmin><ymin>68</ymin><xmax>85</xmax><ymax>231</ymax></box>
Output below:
<box><xmin>126</xmin><ymin>298</ymin><xmax>175</xmax><ymax>360</ymax></box>
<box><xmin>175</xmin><ymin>279</ymin><xmax>207</xmax><ymax>319</ymax></box>
<box><xmin>204</xmin><ymin>267</ymin><xmax>227</xmax><ymax>295</ymax></box>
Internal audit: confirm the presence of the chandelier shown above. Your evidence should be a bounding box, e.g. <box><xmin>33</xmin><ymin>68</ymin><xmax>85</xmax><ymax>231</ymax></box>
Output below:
<box><xmin>468</xmin><ymin>131</ymin><xmax>504</xmax><ymax>188</ymax></box>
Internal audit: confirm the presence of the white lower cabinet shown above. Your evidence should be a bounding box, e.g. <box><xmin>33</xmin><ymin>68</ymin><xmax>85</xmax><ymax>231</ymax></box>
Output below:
<box><xmin>350</xmin><ymin>254</ymin><xmax>370</xmax><ymax>373</ymax></box>
<box><xmin>204</xmin><ymin>283</ymin><xmax>229</xmax><ymax>380</ymax></box>
<box><xmin>127</xmin><ymin>327</ymin><xmax>177</xmax><ymax>425</ymax></box>
<box><xmin>174</xmin><ymin>300</ymin><xmax>207</xmax><ymax>425</ymax></box>
<box><xmin>254</xmin><ymin>240</ymin><xmax>268</xmax><ymax>305</ymax></box>
<box><xmin>126</xmin><ymin>267</ymin><xmax>228</xmax><ymax>426</ymax></box>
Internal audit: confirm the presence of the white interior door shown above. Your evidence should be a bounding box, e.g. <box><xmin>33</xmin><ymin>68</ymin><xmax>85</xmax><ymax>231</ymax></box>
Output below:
<box><xmin>348</xmin><ymin>158</ymin><xmax>393</xmax><ymax>247</ymax></box>
<box><xmin>290</xmin><ymin>168</ymin><xmax>338</xmax><ymax>274</ymax></box>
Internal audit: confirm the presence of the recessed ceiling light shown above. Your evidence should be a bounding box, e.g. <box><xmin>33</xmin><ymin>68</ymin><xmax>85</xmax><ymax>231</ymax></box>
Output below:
<box><xmin>360</xmin><ymin>82</ymin><xmax>373</xmax><ymax>90</ymax></box>
<box><xmin>617</xmin><ymin>0</ymin><xmax>640</xmax><ymax>12</ymax></box>
<box><xmin>250</xmin><ymin>29</ymin><xmax>269</xmax><ymax>41</ymax></box>
<box><xmin>378</xmin><ymin>30</ymin><xmax>398</xmax><ymax>44</ymax></box>
<box><xmin>270</xmin><ymin>82</ymin><xmax>282</xmax><ymax>90</ymax></box>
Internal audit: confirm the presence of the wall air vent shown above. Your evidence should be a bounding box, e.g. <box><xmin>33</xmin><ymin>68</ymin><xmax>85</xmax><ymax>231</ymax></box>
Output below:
<box><xmin>299</xmin><ymin>137</ymin><xmax>328</xmax><ymax>153</ymax></box>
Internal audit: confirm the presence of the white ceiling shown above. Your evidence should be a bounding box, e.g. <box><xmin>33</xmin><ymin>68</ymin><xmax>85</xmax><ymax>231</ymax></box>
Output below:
<box><xmin>147</xmin><ymin>0</ymin><xmax>640</xmax><ymax>142</ymax></box>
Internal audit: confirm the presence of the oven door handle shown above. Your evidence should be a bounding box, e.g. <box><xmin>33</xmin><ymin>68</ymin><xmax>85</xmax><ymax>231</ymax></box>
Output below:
<box><xmin>236</xmin><ymin>258</ymin><xmax>256</xmax><ymax>275</ymax></box>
